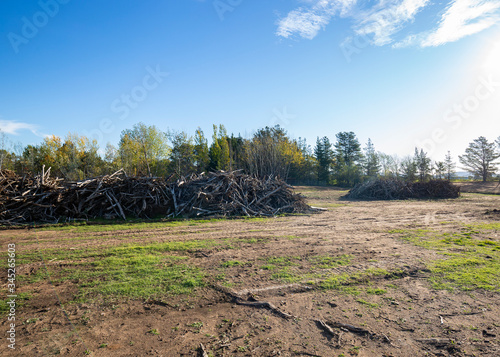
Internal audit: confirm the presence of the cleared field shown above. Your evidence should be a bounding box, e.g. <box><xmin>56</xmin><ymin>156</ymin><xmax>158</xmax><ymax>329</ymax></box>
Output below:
<box><xmin>455</xmin><ymin>181</ymin><xmax>500</xmax><ymax>195</ymax></box>
<box><xmin>1</xmin><ymin>187</ymin><xmax>499</xmax><ymax>356</ymax></box>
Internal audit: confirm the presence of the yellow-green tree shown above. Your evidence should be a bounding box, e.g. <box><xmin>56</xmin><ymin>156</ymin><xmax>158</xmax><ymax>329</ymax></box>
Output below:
<box><xmin>119</xmin><ymin>123</ymin><xmax>169</xmax><ymax>176</ymax></box>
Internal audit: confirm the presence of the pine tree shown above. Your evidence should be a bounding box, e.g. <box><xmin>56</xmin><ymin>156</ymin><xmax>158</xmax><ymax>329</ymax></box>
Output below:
<box><xmin>334</xmin><ymin>132</ymin><xmax>363</xmax><ymax>186</ymax></box>
<box><xmin>363</xmin><ymin>138</ymin><xmax>380</xmax><ymax>178</ymax></box>
<box><xmin>444</xmin><ymin>151</ymin><xmax>456</xmax><ymax>180</ymax></box>
<box><xmin>414</xmin><ymin>148</ymin><xmax>431</xmax><ymax>182</ymax></box>
<box><xmin>459</xmin><ymin>136</ymin><xmax>500</xmax><ymax>182</ymax></box>
<box><xmin>434</xmin><ymin>161</ymin><xmax>446</xmax><ymax>179</ymax></box>
<box><xmin>314</xmin><ymin>136</ymin><xmax>333</xmax><ymax>183</ymax></box>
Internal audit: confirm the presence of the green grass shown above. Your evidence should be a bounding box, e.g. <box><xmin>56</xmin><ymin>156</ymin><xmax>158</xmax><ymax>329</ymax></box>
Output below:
<box><xmin>271</xmin><ymin>267</ymin><xmax>302</xmax><ymax>283</ymax></box>
<box><xmin>187</xmin><ymin>321</ymin><xmax>203</xmax><ymax>329</ymax></box>
<box><xmin>9</xmin><ymin>239</ymin><xmax>223</xmax><ymax>268</ymax></box>
<box><xmin>391</xmin><ymin>225</ymin><xmax>500</xmax><ymax>291</ymax></box>
<box><xmin>366</xmin><ymin>288</ymin><xmax>386</xmax><ymax>295</ymax></box>
<box><xmin>33</xmin><ymin>217</ymin><xmax>233</xmax><ymax>233</ymax></box>
<box><xmin>74</xmin><ymin>254</ymin><xmax>205</xmax><ymax>299</ymax></box>
<box><xmin>7</xmin><ymin>240</ymin><xmax>220</xmax><ymax>303</ymax></box>
<box><xmin>221</xmin><ymin>260</ymin><xmax>245</xmax><ymax>268</ymax></box>
<box><xmin>309</xmin><ymin>254</ymin><xmax>351</xmax><ymax>269</ymax></box>
<box><xmin>356</xmin><ymin>298</ymin><xmax>379</xmax><ymax>308</ymax></box>
<box><xmin>318</xmin><ymin>268</ymin><xmax>390</xmax><ymax>295</ymax></box>
<box><xmin>0</xmin><ymin>292</ymin><xmax>32</xmax><ymax>316</ymax></box>
<box><xmin>263</xmin><ymin>256</ymin><xmax>301</xmax><ymax>267</ymax></box>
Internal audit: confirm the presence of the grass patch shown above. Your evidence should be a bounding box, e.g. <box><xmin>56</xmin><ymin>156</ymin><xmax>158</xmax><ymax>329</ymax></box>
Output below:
<box><xmin>8</xmin><ymin>240</ymin><xmax>218</xmax><ymax>303</ymax></box>
<box><xmin>75</xmin><ymin>254</ymin><xmax>205</xmax><ymax>299</ymax></box>
<box><xmin>0</xmin><ymin>292</ymin><xmax>32</xmax><ymax>316</ymax></box>
<box><xmin>309</xmin><ymin>254</ymin><xmax>351</xmax><ymax>269</ymax></box>
<box><xmin>366</xmin><ymin>287</ymin><xmax>386</xmax><ymax>295</ymax></box>
<box><xmin>9</xmin><ymin>239</ymin><xmax>223</xmax><ymax>268</ymax></box>
<box><xmin>35</xmin><ymin>218</ymin><xmax>226</xmax><ymax>233</ymax></box>
<box><xmin>221</xmin><ymin>260</ymin><xmax>245</xmax><ymax>268</ymax></box>
<box><xmin>356</xmin><ymin>298</ymin><xmax>378</xmax><ymax>308</ymax></box>
<box><xmin>264</xmin><ymin>256</ymin><xmax>301</xmax><ymax>267</ymax></box>
<box><xmin>318</xmin><ymin>267</ymin><xmax>390</xmax><ymax>295</ymax></box>
<box><xmin>271</xmin><ymin>267</ymin><xmax>302</xmax><ymax>283</ymax></box>
<box><xmin>391</xmin><ymin>226</ymin><xmax>500</xmax><ymax>291</ymax></box>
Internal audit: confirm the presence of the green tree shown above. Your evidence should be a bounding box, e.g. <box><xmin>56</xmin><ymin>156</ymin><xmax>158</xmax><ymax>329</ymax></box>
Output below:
<box><xmin>414</xmin><ymin>148</ymin><xmax>431</xmax><ymax>182</ymax></box>
<box><xmin>444</xmin><ymin>151</ymin><xmax>456</xmax><ymax>180</ymax></box>
<box><xmin>169</xmin><ymin>131</ymin><xmax>195</xmax><ymax>178</ymax></box>
<box><xmin>227</xmin><ymin>134</ymin><xmax>246</xmax><ymax>171</ymax></box>
<box><xmin>333</xmin><ymin>131</ymin><xmax>363</xmax><ymax>186</ymax></box>
<box><xmin>362</xmin><ymin>138</ymin><xmax>380</xmax><ymax>179</ymax></box>
<box><xmin>290</xmin><ymin>137</ymin><xmax>316</xmax><ymax>183</ymax></box>
<box><xmin>0</xmin><ymin>129</ymin><xmax>10</xmax><ymax>170</ymax></box>
<box><xmin>244</xmin><ymin>125</ymin><xmax>302</xmax><ymax>180</ymax></box>
<box><xmin>459</xmin><ymin>136</ymin><xmax>499</xmax><ymax>182</ymax></box>
<box><xmin>218</xmin><ymin>125</ymin><xmax>230</xmax><ymax>170</ymax></box>
<box><xmin>314</xmin><ymin>136</ymin><xmax>333</xmax><ymax>183</ymax></box>
<box><xmin>194</xmin><ymin>127</ymin><xmax>209</xmax><ymax>173</ymax></box>
<box><xmin>434</xmin><ymin>161</ymin><xmax>446</xmax><ymax>179</ymax></box>
<box><xmin>400</xmin><ymin>156</ymin><xmax>417</xmax><ymax>182</ymax></box>
<box><xmin>208</xmin><ymin>125</ymin><xmax>222</xmax><ymax>171</ymax></box>
<box><xmin>119</xmin><ymin>123</ymin><xmax>169</xmax><ymax>176</ymax></box>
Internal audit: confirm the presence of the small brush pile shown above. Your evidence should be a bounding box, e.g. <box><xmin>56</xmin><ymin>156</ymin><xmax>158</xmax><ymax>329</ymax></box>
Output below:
<box><xmin>345</xmin><ymin>179</ymin><xmax>460</xmax><ymax>200</ymax></box>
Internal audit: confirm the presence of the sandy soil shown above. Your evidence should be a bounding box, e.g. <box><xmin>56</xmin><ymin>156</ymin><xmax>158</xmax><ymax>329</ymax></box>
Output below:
<box><xmin>0</xmin><ymin>187</ymin><xmax>499</xmax><ymax>357</ymax></box>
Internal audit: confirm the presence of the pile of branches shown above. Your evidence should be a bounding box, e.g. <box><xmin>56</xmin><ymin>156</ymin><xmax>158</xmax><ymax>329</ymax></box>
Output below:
<box><xmin>345</xmin><ymin>179</ymin><xmax>460</xmax><ymax>200</ymax></box>
<box><xmin>0</xmin><ymin>168</ymin><xmax>309</xmax><ymax>225</ymax></box>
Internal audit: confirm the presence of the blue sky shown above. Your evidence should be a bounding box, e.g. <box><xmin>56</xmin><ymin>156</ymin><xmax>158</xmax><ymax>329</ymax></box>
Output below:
<box><xmin>1</xmin><ymin>0</ymin><xmax>499</xmax><ymax>162</ymax></box>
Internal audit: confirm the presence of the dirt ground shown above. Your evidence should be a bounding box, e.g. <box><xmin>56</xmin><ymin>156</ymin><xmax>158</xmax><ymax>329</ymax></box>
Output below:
<box><xmin>455</xmin><ymin>181</ymin><xmax>500</xmax><ymax>195</ymax></box>
<box><xmin>1</xmin><ymin>186</ymin><xmax>499</xmax><ymax>357</ymax></box>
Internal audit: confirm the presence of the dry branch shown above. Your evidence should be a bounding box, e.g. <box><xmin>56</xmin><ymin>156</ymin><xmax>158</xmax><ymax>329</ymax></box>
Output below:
<box><xmin>213</xmin><ymin>284</ymin><xmax>295</xmax><ymax>319</ymax></box>
<box><xmin>0</xmin><ymin>169</ymin><xmax>310</xmax><ymax>225</ymax></box>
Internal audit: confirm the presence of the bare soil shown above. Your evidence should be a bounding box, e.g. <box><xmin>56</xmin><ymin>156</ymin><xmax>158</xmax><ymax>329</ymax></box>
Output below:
<box><xmin>1</xmin><ymin>186</ymin><xmax>499</xmax><ymax>357</ymax></box>
<box><xmin>455</xmin><ymin>181</ymin><xmax>500</xmax><ymax>195</ymax></box>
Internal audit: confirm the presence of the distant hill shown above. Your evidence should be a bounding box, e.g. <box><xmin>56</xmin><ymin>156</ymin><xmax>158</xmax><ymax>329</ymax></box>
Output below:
<box><xmin>454</xmin><ymin>171</ymin><xmax>470</xmax><ymax>178</ymax></box>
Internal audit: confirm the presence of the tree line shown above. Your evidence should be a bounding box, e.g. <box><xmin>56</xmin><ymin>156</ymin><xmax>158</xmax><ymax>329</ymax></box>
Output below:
<box><xmin>1</xmin><ymin>124</ymin><xmax>499</xmax><ymax>186</ymax></box>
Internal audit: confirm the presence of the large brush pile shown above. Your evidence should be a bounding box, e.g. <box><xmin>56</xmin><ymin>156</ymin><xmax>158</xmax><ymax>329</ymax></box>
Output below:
<box><xmin>345</xmin><ymin>179</ymin><xmax>460</xmax><ymax>200</ymax></box>
<box><xmin>0</xmin><ymin>168</ymin><xmax>309</xmax><ymax>225</ymax></box>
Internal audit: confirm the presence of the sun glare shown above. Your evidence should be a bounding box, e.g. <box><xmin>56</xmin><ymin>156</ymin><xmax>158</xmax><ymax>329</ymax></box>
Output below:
<box><xmin>481</xmin><ymin>31</ymin><xmax>500</xmax><ymax>77</ymax></box>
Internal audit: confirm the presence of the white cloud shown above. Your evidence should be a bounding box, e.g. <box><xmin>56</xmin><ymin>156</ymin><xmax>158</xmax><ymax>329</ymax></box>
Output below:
<box><xmin>277</xmin><ymin>0</ymin><xmax>500</xmax><ymax>48</ymax></box>
<box><xmin>276</xmin><ymin>7</ymin><xmax>332</xmax><ymax>39</ymax></box>
<box><xmin>354</xmin><ymin>0</ymin><xmax>430</xmax><ymax>46</ymax></box>
<box><xmin>276</xmin><ymin>0</ymin><xmax>357</xmax><ymax>40</ymax></box>
<box><xmin>0</xmin><ymin>119</ymin><xmax>43</xmax><ymax>137</ymax></box>
<box><xmin>420</xmin><ymin>0</ymin><xmax>500</xmax><ymax>47</ymax></box>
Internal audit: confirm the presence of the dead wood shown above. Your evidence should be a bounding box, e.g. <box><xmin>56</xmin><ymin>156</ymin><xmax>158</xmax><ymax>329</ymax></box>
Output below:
<box><xmin>213</xmin><ymin>284</ymin><xmax>294</xmax><ymax>319</ymax></box>
<box><xmin>315</xmin><ymin>319</ymin><xmax>337</xmax><ymax>336</ymax></box>
<box><xmin>198</xmin><ymin>343</ymin><xmax>209</xmax><ymax>357</ymax></box>
<box><xmin>325</xmin><ymin>320</ymin><xmax>373</xmax><ymax>336</ymax></box>
<box><xmin>0</xmin><ymin>169</ymin><xmax>310</xmax><ymax>225</ymax></box>
<box><xmin>415</xmin><ymin>338</ymin><xmax>451</xmax><ymax>347</ymax></box>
